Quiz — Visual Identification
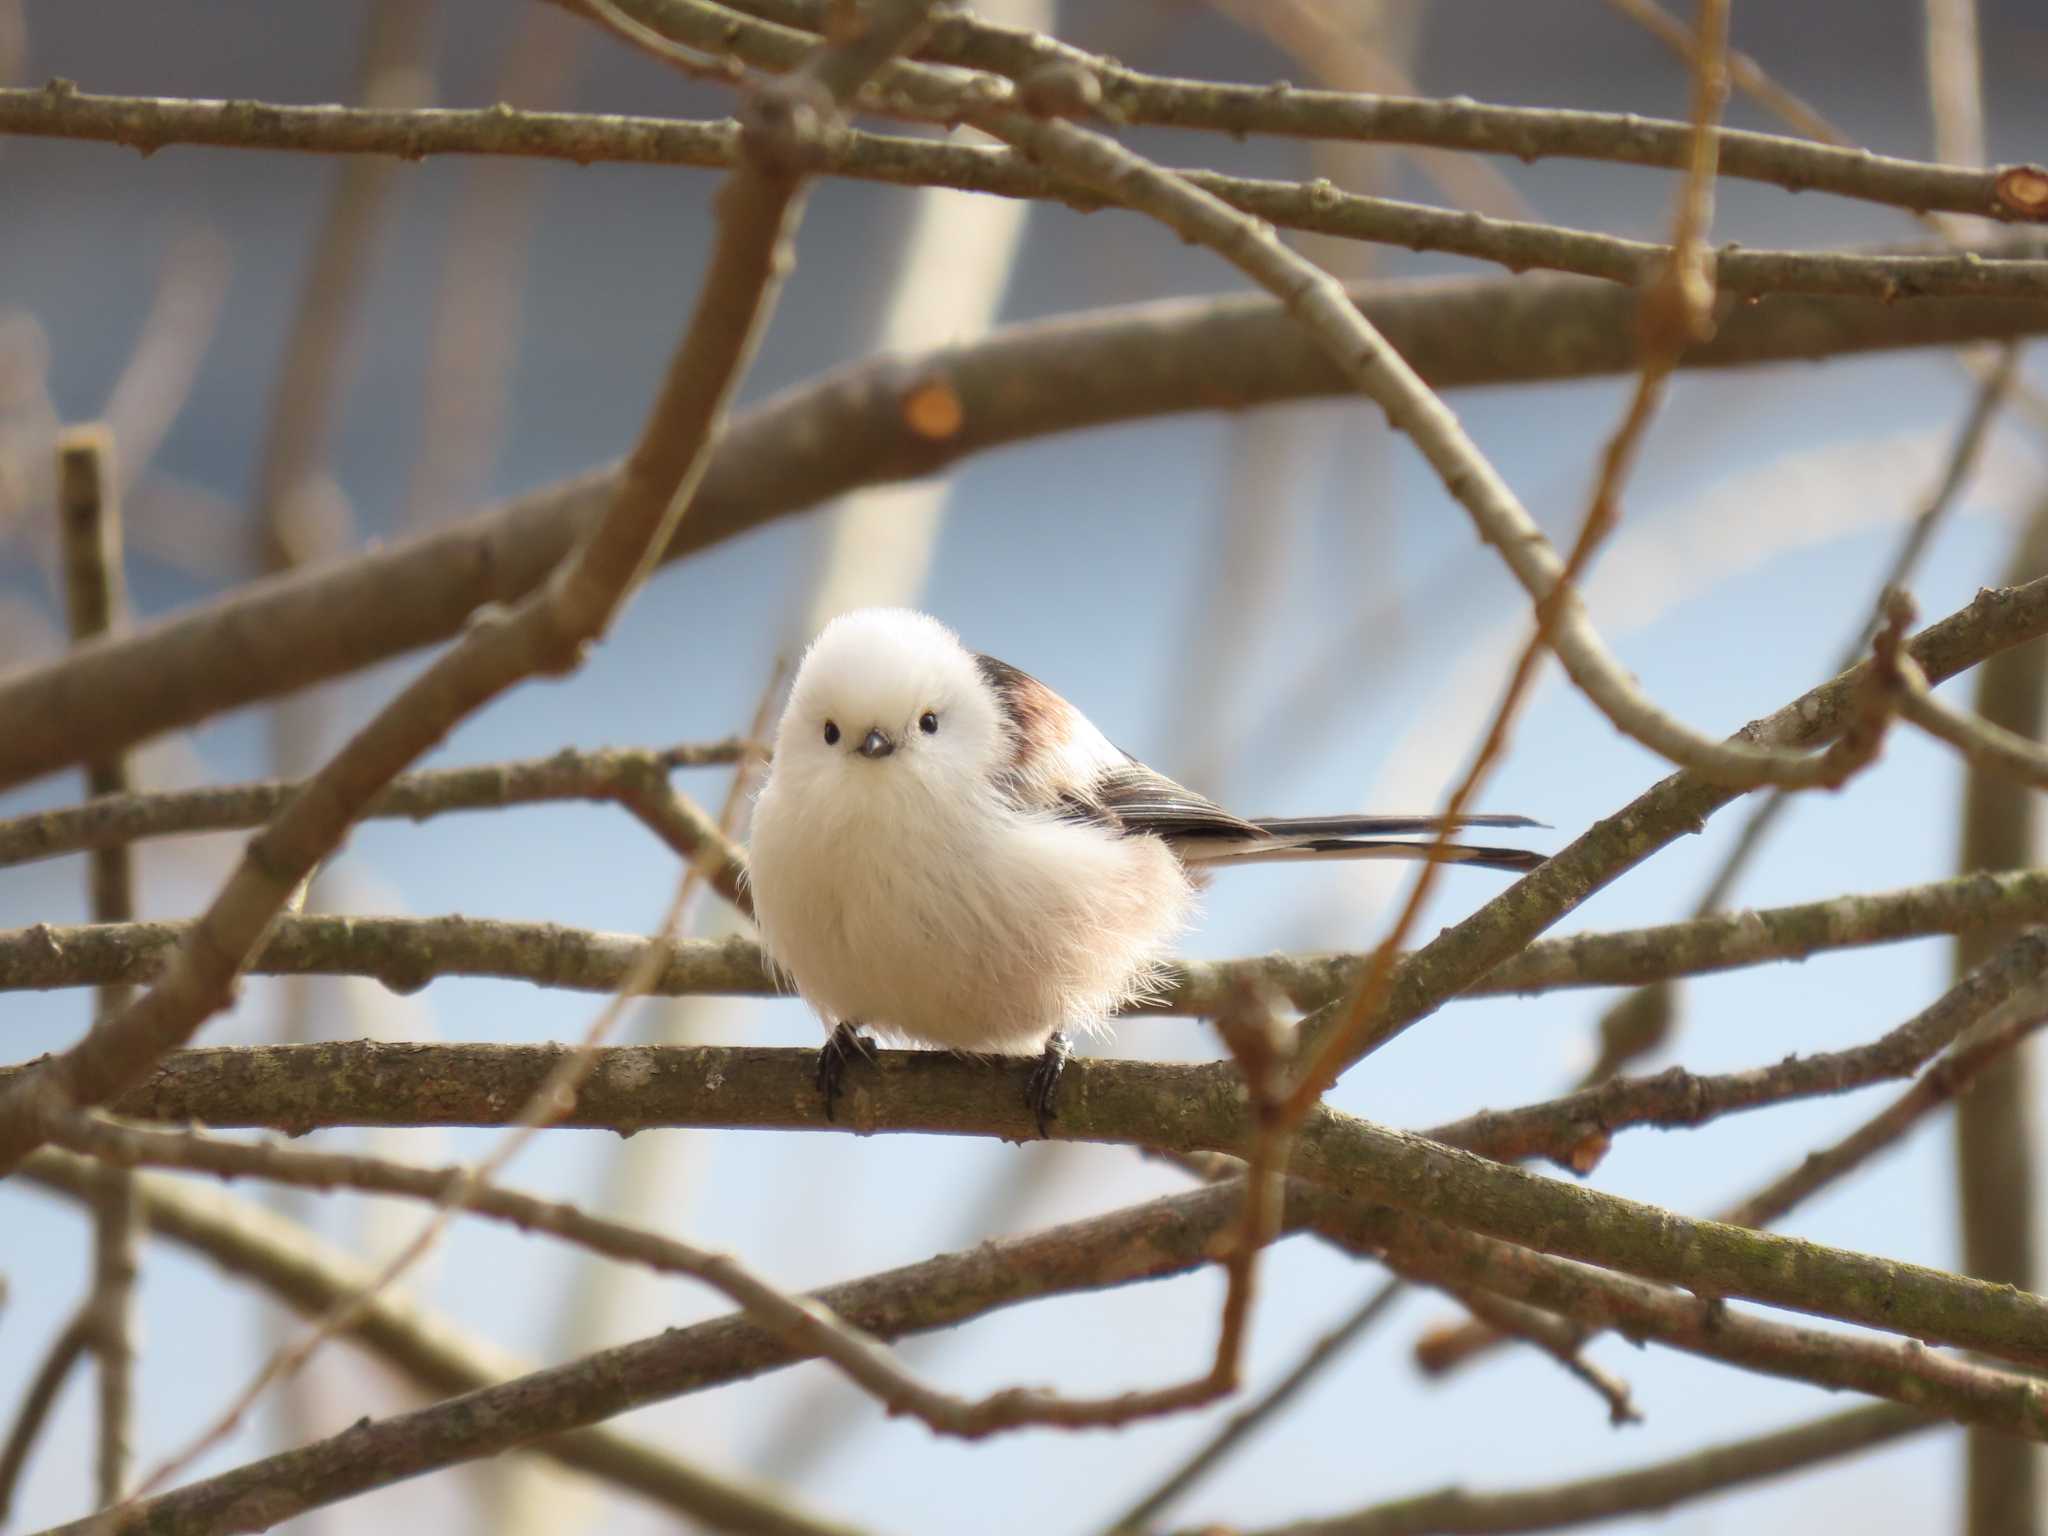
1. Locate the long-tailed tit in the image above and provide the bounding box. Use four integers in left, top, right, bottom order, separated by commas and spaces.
747, 608, 1543, 1132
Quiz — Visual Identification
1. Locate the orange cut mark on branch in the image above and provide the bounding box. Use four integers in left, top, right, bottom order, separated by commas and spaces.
1995, 164, 2048, 219
901, 375, 964, 439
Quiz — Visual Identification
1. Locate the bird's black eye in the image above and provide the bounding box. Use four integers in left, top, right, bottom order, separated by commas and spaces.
823, 721, 840, 746
919, 711, 939, 735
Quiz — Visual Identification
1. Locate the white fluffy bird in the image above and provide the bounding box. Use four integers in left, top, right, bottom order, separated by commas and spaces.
747, 608, 1542, 1131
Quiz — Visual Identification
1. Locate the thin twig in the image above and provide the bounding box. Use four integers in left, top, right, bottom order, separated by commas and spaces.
1424, 926, 2048, 1169
616, 0, 2048, 224
1723, 1004, 2048, 1231
0, 740, 750, 868
1598, 0, 1837, 141
19, 1150, 867, 1536
1573, 340, 2024, 1085
1892, 624, 2048, 791
1373, 1210, 2048, 1438
59, 1107, 1266, 1438
1598, 0, 2048, 424
1416, 998, 2048, 1382
1227, 1402, 1931, 1536
0, 1308, 96, 1524
1102, 1276, 1405, 1536
9, 87, 2048, 301
405, 9, 581, 531
1282, 0, 1735, 1119
56, 426, 139, 1509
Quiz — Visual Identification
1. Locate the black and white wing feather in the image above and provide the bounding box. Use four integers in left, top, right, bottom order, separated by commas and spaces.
974, 651, 1544, 874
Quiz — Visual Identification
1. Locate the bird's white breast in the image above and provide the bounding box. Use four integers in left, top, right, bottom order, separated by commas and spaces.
749, 771, 1193, 1054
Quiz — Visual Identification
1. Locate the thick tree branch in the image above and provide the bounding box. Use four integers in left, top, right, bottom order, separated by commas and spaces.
49, 1039, 2048, 1367
3, 273, 2044, 794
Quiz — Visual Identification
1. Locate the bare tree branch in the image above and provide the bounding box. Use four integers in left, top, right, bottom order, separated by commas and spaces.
0, 1307, 95, 1525
52, 1038, 2048, 1367
17, 1150, 863, 1536
631, 0, 2048, 225
938, 41, 1915, 808
1723, 1002, 2048, 1231
0, 739, 748, 868
3, 271, 2044, 795
10, 89, 2048, 302
1414, 997, 2048, 1387
1425, 927, 2048, 1169
1374, 1212, 2048, 1440
55, 425, 139, 1510
1103, 1276, 1406, 1536
1576, 339, 2023, 1085
33, 1177, 1322, 1535
17, 864, 2048, 1007
1290, 569, 2048, 1079
1226, 1402, 1931, 1535
1280, 0, 1731, 1129
1949, 493, 2048, 1536
0, 0, 869, 1177
34, 1156, 2048, 1536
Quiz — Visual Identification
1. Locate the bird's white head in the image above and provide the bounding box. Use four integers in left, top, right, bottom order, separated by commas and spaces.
769, 608, 1012, 806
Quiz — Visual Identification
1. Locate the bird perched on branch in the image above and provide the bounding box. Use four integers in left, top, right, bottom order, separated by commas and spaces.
747, 608, 1543, 1134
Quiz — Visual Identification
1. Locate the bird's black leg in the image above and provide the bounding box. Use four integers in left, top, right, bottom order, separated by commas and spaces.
816, 1022, 876, 1122
1024, 1032, 1071, 1139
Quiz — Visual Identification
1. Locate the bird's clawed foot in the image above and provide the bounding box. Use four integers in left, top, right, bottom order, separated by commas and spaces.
817, 1022, 877, 1121
1024, 1032, 1071, 1139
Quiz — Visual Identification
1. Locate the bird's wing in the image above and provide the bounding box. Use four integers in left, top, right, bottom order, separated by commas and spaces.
972, 650, 1544, 870
1075, 759, 1267, 842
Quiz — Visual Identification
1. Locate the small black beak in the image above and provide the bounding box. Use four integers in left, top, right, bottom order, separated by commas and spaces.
857, 727, 895, 760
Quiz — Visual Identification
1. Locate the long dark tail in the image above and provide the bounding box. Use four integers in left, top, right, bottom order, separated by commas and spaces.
1180, 813, 1546, 874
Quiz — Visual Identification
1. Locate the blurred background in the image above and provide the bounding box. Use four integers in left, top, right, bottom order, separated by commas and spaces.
5, 1, 2048, 1531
